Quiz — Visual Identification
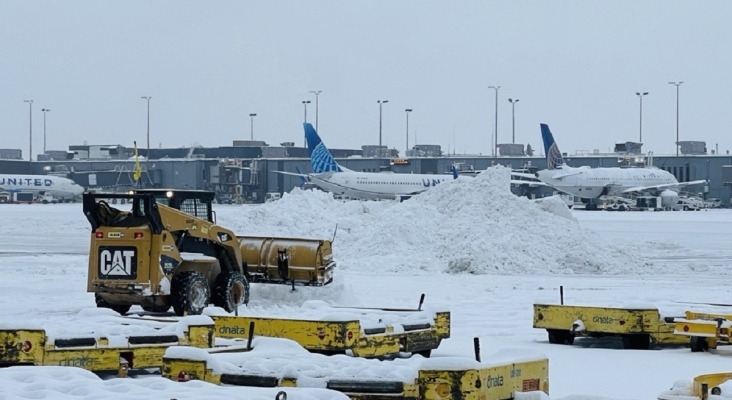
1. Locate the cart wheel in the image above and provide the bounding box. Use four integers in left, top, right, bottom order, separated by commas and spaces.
690, 336, 709, 352
547, 329, 574, 345
415, 349, 432, 358
622, 334, 650, 350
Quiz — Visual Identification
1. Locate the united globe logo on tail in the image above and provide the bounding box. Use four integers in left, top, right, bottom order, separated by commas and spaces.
304, 123, 342, 173
547, 142, 564, 170
540, 123, 565, 170
311, 143, 342, 173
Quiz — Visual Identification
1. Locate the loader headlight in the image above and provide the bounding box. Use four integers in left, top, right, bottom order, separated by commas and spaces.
166, 191, 173, 198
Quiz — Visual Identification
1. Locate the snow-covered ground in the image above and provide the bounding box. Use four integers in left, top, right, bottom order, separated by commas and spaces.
1, 168, 732, 399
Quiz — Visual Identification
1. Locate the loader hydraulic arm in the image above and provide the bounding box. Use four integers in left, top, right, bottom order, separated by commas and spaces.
155, 204, 243, 272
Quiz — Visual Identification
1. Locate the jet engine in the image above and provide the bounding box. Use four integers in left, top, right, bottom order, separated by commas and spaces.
660, 190, 679, 209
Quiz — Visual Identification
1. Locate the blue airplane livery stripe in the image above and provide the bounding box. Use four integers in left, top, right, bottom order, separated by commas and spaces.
311, 143, 342, 173
304, 123, 342, 173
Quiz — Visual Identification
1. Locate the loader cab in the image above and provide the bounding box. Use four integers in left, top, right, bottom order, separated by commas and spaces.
130, 189, 216, 223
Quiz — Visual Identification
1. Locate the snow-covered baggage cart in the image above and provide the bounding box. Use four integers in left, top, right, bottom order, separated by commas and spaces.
0, 313, 214, 375
162, 337, 549, 400
210, 300, 449, 358
658, 372, 732, 399
674, 311, 732, 353
127, 296, 450, 358
533, 288, 687, 349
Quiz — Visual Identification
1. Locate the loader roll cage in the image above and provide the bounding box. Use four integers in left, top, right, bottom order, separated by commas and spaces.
83, 190, 216, 232
83, 192, 165, 233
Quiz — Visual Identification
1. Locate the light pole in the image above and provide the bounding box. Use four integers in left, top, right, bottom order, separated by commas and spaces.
141, 96, 151, 159
41, 108, 51, 153
404, 109, 413, 153
508, 98, 519, 144
635, 92, 649, 143
24, 100, 33, 162
302, 100, 311, 147
378, 100, 389, 147
309, 90, 322, 131
488, 86, 500, 156
249, 113, 257, 141
668, 82, 683, 156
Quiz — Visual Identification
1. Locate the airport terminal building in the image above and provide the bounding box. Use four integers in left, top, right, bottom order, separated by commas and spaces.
1, 140, 731, 206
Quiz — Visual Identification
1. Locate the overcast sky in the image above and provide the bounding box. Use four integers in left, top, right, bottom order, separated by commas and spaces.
2, 1, 731, 160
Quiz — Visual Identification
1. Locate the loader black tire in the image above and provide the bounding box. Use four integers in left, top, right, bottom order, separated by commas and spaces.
212, 271, 250, 313
171, 271, 211, 316
690, 336, 709, 352
95, 294, 131, 315
622, 334, 651, 350
547, 329, 574, 345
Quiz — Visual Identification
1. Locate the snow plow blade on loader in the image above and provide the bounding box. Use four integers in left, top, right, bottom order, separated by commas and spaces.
84, 190, 335, 317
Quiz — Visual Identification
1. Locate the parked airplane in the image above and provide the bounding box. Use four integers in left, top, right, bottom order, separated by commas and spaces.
0, 174, 85, 202
277, 123, 458, 200
519, 124, 707, 210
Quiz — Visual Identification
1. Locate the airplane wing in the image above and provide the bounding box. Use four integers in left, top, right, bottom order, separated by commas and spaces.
621, 179, 707, 194
511, 172, 537, 179
510, 179, 550, 187
274, 170, 309, 178
550, 170, 584, 180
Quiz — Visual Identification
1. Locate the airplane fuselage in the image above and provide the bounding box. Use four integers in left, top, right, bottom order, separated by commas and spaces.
536, 167, 677, 199
308, 171, 453, 200
0, 174, 85, 201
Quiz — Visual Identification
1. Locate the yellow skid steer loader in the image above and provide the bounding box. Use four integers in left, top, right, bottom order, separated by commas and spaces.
83, 190, 335, 316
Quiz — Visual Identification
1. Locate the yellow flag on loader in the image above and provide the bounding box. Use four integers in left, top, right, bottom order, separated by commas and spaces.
133, 141, 142, 182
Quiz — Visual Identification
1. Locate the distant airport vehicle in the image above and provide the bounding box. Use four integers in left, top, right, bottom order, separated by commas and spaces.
264, 192, 282, 203
677, 196, 705, 211
0, 174, 84, 203
277, 123, 459, 201
515, 124, 707, 210
704, 198, 722, 208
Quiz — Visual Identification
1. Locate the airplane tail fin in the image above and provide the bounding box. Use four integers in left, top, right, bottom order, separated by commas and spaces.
304, 123, 342, 173
540, 124, 565, 170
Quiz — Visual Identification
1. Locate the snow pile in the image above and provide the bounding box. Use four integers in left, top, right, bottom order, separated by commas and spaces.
218, 166, 659, 276
532, 195, 576, 221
